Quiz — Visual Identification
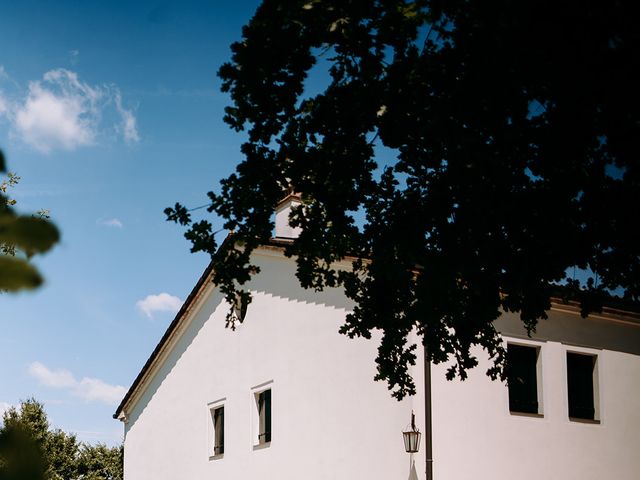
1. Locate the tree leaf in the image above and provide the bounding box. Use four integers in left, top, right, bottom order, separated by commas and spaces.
0, 256, 43, 291
0, 216, 60, 255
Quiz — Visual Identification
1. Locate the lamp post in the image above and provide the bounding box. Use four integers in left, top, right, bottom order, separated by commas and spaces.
403, 411, 421, 453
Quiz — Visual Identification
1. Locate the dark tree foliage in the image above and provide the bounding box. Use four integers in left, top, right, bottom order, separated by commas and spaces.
0, 399, 47, 480
0, 399, 123, 480
1, 149, 59, 292
0, 426, 45, 480
167, 0, 639, 399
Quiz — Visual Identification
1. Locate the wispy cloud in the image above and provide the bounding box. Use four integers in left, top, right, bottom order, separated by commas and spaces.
98, 218, 123, 228
69, 49, 80, 66
136, 292, 183, 319
1, 67, 139, 153
115, 92, 139, 144
0, 66, 7, 117
28, 361, 126, 406
0, 91, 7, 117
74, 377, 126, 404
29, 361, 76, 388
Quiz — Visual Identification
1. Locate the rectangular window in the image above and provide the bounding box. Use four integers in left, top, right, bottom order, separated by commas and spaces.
507, 344, 541, 415
567, 352, 598, 421
212, 406, 224, 455
256, 389, 271, 445
207, 400, 225, 459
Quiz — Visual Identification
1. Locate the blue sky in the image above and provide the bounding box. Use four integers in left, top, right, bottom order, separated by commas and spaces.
1, 0, 263, 445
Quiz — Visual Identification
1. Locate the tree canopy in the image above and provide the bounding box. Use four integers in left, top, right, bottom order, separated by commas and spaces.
0, 399, 123, 480
167, 0, 639, 399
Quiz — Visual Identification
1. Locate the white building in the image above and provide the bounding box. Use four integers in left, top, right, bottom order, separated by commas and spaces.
115, 198, 640, 479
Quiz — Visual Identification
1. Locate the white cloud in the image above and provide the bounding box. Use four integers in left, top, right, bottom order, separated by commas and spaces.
75, 377, 127, 405
1, 67, 139, 153
28, 361, 76, 388
99, 218, 123, 228
14, 69, 102, 153
136, 292, 183, 319
0, 65, 7, 80
115, 92, 139, 144
28, 361, 127, 406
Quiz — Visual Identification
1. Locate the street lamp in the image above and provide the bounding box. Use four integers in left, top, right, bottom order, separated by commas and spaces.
403, 411, 421, 453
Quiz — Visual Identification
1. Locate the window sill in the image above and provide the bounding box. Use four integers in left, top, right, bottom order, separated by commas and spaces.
569, 417, 600, 424
509, 411, 544, 418
253, 442, 271, 451
209, 453, 224, 461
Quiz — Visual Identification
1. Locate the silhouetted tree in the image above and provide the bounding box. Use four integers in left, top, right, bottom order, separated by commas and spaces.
168, 0, 639, 399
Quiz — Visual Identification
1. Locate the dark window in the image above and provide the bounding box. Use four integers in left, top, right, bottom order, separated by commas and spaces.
233, 292, 247, 322
257, 389, 271, 444
507, 344, 539, 414
213, 406, 224, 455
567, 353, 596, 420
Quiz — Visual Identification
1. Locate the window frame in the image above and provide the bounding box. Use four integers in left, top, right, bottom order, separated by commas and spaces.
566, 350, 600, 423
506, 342, 544, 417
257, 389, 271, 444
207, 398, 226, 460
251, 381, 273, 450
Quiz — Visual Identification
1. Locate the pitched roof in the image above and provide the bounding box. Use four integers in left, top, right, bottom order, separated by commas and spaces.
113, 236, 296, 420
113, 258, 214, 420
114, 235, 640, 419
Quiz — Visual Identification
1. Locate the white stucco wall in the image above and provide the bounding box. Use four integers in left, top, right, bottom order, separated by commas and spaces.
122, 249, 426, 479
431, 324, 640, 479
121, 246, 640, 479
275, 199, 302, 239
